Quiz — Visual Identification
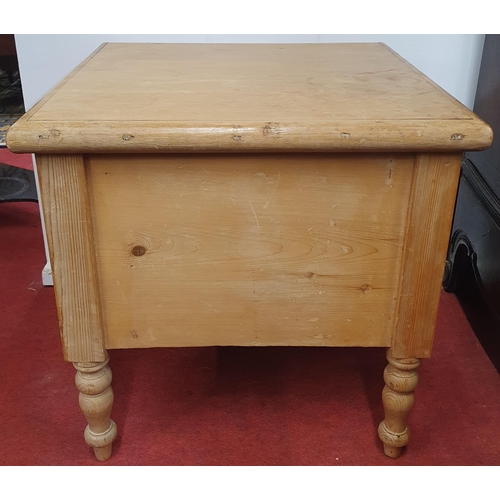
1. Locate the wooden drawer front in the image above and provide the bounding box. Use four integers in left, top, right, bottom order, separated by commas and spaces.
87, 153, 414, 348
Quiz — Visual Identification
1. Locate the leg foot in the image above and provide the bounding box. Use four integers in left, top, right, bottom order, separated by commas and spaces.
378, 348, 420, 458
93, 443, 113, 462
74, 353, 117, 461
383, 443, 402, 459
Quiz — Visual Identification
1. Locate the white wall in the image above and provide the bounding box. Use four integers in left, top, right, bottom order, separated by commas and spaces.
16, 34, 485, 110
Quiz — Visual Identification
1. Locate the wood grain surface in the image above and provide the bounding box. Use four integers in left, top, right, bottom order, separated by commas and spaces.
7, 43, 492, 154
36, 155, 106, 362
392, 153, 463, 358
85, 153, 415, 349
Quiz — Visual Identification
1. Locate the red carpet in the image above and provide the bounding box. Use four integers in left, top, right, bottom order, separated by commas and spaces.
0, 148, 33, 170
1, 149, 500, 466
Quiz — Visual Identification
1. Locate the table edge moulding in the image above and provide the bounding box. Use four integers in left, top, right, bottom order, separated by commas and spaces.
6, 42, 493, 462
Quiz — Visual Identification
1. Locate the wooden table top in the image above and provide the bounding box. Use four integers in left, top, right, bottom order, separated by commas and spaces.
7, 43, 492, 154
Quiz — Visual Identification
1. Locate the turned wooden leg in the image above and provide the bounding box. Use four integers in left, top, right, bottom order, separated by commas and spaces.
74, 353, 117, 461
378, 348, 420, 458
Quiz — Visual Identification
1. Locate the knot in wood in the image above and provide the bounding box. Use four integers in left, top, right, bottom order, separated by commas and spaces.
131, 245, 146, 257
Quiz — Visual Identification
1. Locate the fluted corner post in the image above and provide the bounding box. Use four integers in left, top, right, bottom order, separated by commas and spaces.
74, 353, 117, 461
378, 348, 420, 458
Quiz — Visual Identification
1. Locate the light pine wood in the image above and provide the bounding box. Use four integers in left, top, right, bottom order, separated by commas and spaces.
6, 43, 492, 154
6, 43, 494, 461
6, 120, 492, 155
392, 153, 463, 358
36, 155, 105, 362
378, 348, 420, 458
74, 353, 117, 461
86, 153, 414, 349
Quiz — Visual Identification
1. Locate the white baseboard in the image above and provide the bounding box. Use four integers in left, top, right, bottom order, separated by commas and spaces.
42, 261, 53, 286
32, 155, 54, 287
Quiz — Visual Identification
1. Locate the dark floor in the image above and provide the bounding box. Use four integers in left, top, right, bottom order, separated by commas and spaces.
0, 67, 24, 147
452, 257, 500, 375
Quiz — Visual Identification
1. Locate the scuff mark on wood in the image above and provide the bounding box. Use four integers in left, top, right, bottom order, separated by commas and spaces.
248, 201, 260, 229
263, 122, 282, 137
